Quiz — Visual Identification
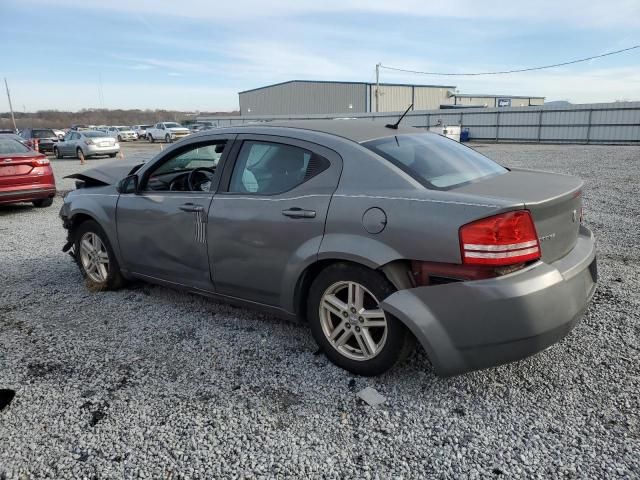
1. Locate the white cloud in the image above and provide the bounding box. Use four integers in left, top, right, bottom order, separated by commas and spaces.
22, 0, 640, 27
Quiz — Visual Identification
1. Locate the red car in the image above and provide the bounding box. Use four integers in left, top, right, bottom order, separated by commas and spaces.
0, 136, 56, 207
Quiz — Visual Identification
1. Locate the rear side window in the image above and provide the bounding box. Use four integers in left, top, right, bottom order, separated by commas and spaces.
229, 141, 328, 195
0, 138, 31, 154
363, 133, 506, 189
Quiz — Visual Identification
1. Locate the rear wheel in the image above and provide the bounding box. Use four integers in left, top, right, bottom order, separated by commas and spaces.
308, 263, 414, 376
108, 153, 117, 158
117, 134, 122, 142
33, 198, 53, 208
53, 147, 62, 159
76, 148, 85, 163
74, 220, 124, 291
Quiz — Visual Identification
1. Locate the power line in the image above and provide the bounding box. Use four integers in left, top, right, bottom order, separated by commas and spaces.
380, 44, 640, 76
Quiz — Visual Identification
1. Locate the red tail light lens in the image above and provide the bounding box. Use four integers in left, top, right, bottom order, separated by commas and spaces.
85, 139, 94, 145
459, 210, 541, 266
30, 157, 50, 166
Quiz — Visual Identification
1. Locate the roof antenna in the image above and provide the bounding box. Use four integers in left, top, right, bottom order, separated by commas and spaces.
385, 104, 413, 130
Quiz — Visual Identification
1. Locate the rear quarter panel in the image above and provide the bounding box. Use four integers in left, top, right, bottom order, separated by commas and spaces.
322, 142, 521, 266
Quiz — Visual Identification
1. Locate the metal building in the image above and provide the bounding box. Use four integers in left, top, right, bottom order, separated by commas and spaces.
238, 80, 455, 116
448, 93, 545, 108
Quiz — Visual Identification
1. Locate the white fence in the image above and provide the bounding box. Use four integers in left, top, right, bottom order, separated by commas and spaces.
199, 101, 640, 144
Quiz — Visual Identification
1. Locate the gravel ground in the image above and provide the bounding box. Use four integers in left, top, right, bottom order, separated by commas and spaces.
0, 143, 639, 479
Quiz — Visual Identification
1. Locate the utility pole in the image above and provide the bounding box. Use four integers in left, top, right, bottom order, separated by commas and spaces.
375, 63, 381, 113
4, 78, 17, 133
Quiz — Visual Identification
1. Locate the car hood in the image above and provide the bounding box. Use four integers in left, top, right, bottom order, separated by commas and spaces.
65, 159, 144, 186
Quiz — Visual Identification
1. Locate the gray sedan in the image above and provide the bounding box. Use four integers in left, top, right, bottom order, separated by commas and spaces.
54, 130, 120, 162
59, 120, 597, 376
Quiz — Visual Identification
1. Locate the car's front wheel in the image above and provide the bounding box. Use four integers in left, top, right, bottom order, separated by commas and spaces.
74, 220, 124, 291
53, 147, 62, 159
165, 134, 172, 143
148, 134, 154, 143
308, 263, 414, 376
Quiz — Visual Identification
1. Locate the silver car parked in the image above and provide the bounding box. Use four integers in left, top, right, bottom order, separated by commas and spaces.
54, 130, 120, 160
59, 120, 597, 376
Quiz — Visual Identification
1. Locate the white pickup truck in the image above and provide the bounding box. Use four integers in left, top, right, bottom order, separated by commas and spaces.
146, 122, 191, 143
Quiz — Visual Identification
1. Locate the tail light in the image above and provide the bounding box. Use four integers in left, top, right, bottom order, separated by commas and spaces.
85, 139, 95, 145
30, 157, 50, 166
459, 210, 541, 266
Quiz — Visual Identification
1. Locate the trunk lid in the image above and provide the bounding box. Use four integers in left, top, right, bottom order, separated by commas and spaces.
0, 152, 45, 186
455, 168, 583, 263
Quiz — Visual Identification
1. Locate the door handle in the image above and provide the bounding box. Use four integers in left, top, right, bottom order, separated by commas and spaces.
282, 207, 316, 219
179, 203, 204, 213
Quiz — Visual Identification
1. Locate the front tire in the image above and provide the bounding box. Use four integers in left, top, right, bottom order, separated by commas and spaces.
109, 153, 117, 158
307, 263, 414, 376
74, 220, 124, 291
117, 135, 122, 142
165, 134, 172, 143
148, 134, 154, 143
53, 147, 62, 159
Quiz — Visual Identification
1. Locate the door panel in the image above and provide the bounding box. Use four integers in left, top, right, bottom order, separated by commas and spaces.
116, 135, 233, 291
209, 135, 342, 310
117, 193, 214, 290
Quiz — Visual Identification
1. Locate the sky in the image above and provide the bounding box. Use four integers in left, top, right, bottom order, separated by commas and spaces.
1, 0, 639, 112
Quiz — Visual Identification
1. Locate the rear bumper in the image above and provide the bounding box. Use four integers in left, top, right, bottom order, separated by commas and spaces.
382, 225, 597, 376
0, 185, 56, 204
85, 145, 120, 156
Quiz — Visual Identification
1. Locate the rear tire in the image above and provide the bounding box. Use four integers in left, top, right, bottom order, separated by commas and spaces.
307, 263, 415, 376
109, 153, 117, 158
33, 198, 53, 208
74, 220, 125, 291
54, 147, 62, 159
117, 135, 122, 142
76, 148, 85, 163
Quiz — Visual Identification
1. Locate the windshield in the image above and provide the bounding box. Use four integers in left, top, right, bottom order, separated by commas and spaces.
363, 133, 507, 189
32, 129, 56, 139
164, 122, 181, 128
117, 127, 130, 131
0, 138, 31, 154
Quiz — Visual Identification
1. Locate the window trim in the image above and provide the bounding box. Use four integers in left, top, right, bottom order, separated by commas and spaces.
218, 134, 332, 197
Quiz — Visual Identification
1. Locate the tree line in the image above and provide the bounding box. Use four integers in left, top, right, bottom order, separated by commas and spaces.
0, 108, 239, 130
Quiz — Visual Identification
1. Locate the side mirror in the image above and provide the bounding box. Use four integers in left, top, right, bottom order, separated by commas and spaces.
117, 174, 139, 194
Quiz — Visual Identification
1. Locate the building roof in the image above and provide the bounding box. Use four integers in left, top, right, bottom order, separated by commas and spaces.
452, 93, 545, 99
239, 80, 456, 95
235, 119, 421, 143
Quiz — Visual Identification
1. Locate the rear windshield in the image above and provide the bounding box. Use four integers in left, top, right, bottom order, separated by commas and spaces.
32, 129, 56, 138
0, 138, 31, 154
84, 131, 107, 138
363, 133, 506, 189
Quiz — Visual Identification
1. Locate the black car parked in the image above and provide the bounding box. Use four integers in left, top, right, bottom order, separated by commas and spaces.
19, 128, 59, 154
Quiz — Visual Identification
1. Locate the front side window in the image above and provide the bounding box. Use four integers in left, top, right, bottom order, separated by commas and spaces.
229, 141, 322, 195
363, 133, 507, 189
145, 141, 226, 192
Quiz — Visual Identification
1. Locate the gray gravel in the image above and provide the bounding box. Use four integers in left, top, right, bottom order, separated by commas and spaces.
1, 143, 639, 478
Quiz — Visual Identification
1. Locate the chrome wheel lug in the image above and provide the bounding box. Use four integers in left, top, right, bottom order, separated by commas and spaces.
342, 311, 349, 318
355, 326, 361, 332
